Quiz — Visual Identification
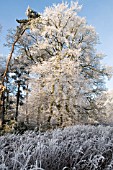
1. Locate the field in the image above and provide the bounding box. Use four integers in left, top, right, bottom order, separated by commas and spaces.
0, 125, 113, 170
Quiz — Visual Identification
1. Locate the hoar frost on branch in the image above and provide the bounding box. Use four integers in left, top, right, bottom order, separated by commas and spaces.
18, 2, 112, 129
96, 90, 113, 123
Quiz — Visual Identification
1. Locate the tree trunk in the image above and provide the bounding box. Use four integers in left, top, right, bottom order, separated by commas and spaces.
0, 84, 5, 128
25, 83, 29, 124
15, 82, 20, 121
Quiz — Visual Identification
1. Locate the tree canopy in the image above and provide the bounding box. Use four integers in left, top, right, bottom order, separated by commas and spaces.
16, 2, 112, 129
0, 2, 112, 131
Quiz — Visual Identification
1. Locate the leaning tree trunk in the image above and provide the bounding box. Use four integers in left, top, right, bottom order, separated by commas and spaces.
0, 17, 41, 127
0, 24, 27, 127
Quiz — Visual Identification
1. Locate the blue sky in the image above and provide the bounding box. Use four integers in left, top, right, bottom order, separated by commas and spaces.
0, 0, 113, 89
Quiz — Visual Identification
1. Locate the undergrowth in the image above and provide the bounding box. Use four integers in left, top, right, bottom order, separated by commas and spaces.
0, 125, 113, 169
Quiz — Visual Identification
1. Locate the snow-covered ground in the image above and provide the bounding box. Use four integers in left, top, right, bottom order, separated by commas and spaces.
0, 125, 113, 170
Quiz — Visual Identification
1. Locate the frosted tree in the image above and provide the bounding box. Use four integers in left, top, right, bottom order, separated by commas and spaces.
96, 90, 113, 124
18, 2, 112, 128
0, 55, 6, 80
0, 25, 6, 127
0, 55, 6, 127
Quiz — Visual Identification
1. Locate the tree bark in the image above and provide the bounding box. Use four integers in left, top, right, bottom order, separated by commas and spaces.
15, 82, 20, 121
25, 83, 29, 124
